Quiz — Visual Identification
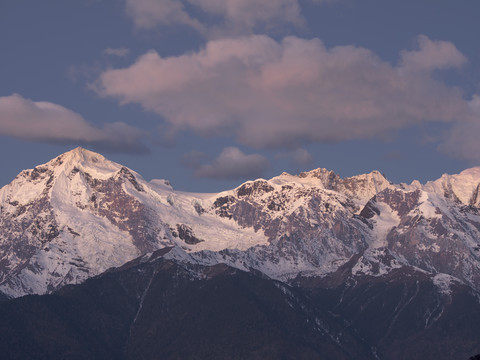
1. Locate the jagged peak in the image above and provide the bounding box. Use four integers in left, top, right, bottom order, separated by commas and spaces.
292, 167, 389, 183
272, 167, 390, 186
243, 167, 394, 207
298, 167, 336, 178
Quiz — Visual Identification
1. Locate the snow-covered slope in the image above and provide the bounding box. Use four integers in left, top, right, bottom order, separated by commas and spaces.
419, 167, 480, 207
1, 148, 480, 297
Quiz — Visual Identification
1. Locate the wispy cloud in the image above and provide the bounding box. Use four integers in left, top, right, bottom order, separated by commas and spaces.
181, 150, 211, 169
104, 47, 130, 57
95, 35, 470, 154
124, 0, 303, 35
185, 147, 270, 180
276, 148, 314, 166
290, 148, 313, 166
125, 0, 205, 31
0, 94, 148, 154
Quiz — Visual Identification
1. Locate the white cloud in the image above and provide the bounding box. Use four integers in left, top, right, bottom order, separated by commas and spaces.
104, 47, 130, 57
194, 147, 270, 180
95, 35, 470, 152
0, 94, 147, 153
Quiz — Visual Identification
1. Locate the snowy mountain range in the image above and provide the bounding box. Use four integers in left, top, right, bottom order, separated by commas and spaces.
1, 147, 480, 299
1, 147, 480, 359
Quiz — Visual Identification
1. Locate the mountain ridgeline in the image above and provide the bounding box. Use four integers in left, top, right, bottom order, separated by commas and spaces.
1, 147, 480, 359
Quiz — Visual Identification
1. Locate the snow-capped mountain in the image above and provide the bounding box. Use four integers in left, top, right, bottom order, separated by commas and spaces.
0, 148, 267, 296
1, 147, 480, 299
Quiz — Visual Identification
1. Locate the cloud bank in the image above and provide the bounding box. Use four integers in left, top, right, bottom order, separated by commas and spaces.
0, 94, 148, 153
96, 35, 472, 153
184, 147, 270, 180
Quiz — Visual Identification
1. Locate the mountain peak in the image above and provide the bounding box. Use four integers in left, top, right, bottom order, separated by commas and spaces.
55, 147, 107, 167
60, 147, 103, 162
49, 147, 122, 180
422, 166, 480, 206
458, 166, 480, 179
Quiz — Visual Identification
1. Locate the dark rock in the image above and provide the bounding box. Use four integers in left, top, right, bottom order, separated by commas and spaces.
193, 201, 204, 215
359, 197, 380, 219
236, 180, 274, 198
213, 195, 235, 219
118, 167, 145, 192
213, 195, 235, 208
470, 183, 480, 207
175, 224, 203, 245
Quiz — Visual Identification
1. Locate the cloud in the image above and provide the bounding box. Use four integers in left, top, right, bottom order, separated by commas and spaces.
439, 95, 480, 163
125, 0, 205, 31
190, 0, 303, 33
124, 0, 302, 34
104, 47, 130, 57
277, 148, 314, 166
95, 35, 470, 152
291, 148, 313, 165
400, 35, 467, 72
192, 147, 270, 180
181, 150, 210, 168
0, 94, 148, 154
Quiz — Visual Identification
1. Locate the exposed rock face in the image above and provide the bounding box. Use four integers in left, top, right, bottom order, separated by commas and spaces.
173, 224, 203, 245
82, 170, 158, 253
0, 166, 59, 290
297, 168, 394, 203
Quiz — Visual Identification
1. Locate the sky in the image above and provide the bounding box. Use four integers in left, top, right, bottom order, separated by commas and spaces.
1, 0, 480, 192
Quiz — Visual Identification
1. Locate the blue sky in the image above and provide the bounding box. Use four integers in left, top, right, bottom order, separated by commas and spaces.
1, 0, 480, 192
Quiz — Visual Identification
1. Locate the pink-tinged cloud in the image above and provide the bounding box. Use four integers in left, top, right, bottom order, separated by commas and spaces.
400, 35, 467, 72
95, 34, 470, 151
125, 0, 303, 34
0, 94, 148, 153
440, 95, 480, 163
193, 147, 270, 180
